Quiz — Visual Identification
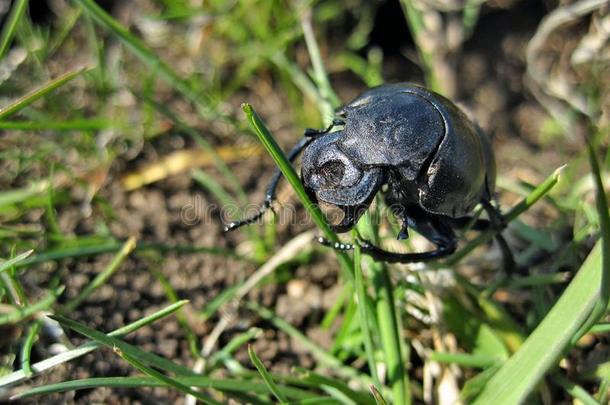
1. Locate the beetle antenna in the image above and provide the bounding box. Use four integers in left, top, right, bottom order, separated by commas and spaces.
223, 200, 271, 232
224, 137, 313, 233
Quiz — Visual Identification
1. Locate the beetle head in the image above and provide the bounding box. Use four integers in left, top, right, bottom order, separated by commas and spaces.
301, 132, 384, 232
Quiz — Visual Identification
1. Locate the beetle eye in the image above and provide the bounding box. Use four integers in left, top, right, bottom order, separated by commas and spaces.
317, 156, 363, 188
319, 160, 345, 186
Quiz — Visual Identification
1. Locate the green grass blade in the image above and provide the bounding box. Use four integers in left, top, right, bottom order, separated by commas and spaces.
553, 374, 601, 405
473, 288, 525, 353
370, 385, 388, 405
75, 0, 224, 120
1, 260, 26, 306
597, 378, 609, 404
241, 103, 329, 238
357, 210, 409, 404
107, 300, 189, 336
371, 261, 408, 403
199, 284, 242, 321
300, 10, 340, 121
241, 103, 353, 280
12, 375, 319, 400
17, 241, 250, 268
0, 300, 188, 386
504, 165, 565, 222
134, 90, 246, 201
0, 0, 28, 59
571, 140, 610, 341
0, 119, 117, 130
20, 320, 42, 377
0, 181, 49, 209
0, 286, 64, 325
329, 296, 357, 354
462, 0, 482, 39
353, 234, 381, 388
321, 285, 348, 329
472, 241, 604, 404
429, 351, 499, 368
44, 171, 61, 236
207, 327, 261, 371
44, 5, 83, 58
299, 370, 377, 405
248, 345, 288, 403
192, 169, 235, 207
49, 313, 195, 376
0, 250, 33, 273
60, 236, 136, 313
270, 53, 321, 109
0, 67, 87, 120
589, 323, 610, 334
148, 266, 200, 357
460, 366, 500, 402
399, 0, 443, 94
247, 301, 371, 385
11, 376, 161, 399
286, 398, 340, 405
500, 272, 570, 288
114, 348, 221, 405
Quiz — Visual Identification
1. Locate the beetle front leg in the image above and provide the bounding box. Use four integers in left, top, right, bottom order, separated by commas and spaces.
317, 236, 457, 264
224, 136, 314, 232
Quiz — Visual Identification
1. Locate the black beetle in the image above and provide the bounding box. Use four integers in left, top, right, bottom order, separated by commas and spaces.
226, 83, 512, 267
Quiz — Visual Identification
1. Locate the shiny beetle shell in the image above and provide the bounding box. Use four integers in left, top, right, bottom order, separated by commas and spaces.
226, 83, 511, 267
301, 83, 495, 223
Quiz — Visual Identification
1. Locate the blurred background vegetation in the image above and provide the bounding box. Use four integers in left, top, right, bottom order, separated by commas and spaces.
0, 0, 608, 403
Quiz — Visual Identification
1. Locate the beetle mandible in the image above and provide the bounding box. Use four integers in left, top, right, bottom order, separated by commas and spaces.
226, 83, 513, 268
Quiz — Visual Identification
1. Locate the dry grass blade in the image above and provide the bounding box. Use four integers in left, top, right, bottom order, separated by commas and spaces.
194, 231, 314, 379
121, 146, 262, 191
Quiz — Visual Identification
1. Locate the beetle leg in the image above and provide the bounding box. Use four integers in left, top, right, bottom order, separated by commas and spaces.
360, 237, 457, 263
317, 235, 456, 263
480, 199, 515, 273
317, 215, 458, 264
224, 137, 313, 232
480, 199, 508, 229
303, 118, 345, 137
